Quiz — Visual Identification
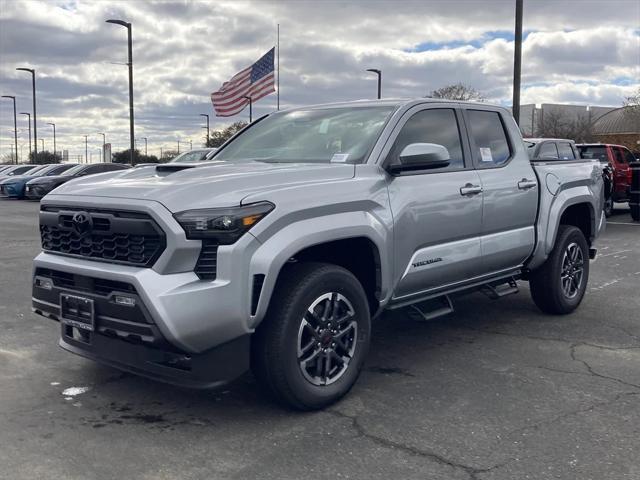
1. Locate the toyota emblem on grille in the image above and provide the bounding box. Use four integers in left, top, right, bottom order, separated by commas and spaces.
72, 212, 93, 237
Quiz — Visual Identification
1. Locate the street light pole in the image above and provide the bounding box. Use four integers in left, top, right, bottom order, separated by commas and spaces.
98, 133, 105, 162
16, 67, 37, 156
189, 140, 192, 150
40, 139, 44, 152
84, 135, 88, 163
177, 140, 180, 154
512, 0, 523, 125
199, 113, 210, 147
142, 137, 147, 155
366, 69, 382, 99
47, 122, 56, 158
243, 96, 252, 122
1, 95, 18, 164
20, 112, 31, 160
106, 19, 135, 165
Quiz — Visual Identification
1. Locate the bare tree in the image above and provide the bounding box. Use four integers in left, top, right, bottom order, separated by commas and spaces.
535, 109, 594, 142
622, 87, 640, 129
207, 121, 248, 148
429, 83, 485, 102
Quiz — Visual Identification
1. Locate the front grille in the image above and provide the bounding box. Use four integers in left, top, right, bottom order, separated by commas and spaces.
195, 240, 218, 280
39, 206, 166, 267
36, 267, 137, 297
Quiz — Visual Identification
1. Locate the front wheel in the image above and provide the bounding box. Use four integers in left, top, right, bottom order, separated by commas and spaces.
251, 263, 371, 410
529, 225, 590, 314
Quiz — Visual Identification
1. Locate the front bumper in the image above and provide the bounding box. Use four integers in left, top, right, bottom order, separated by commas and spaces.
0, 183, 23, 198
32, 266, 250, 388
24, 183, 50, 199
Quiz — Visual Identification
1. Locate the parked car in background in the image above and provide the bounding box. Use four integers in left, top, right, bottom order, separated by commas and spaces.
0, 165, 16, 174
24, 163, 130, 200
524, 138, 580, 160
0, 164, 38, 181
169, 148, 217, 163
525, 139, 614, 216
577, 144, 634, 209
32, 99, 604, 409
0, 163, 78, 199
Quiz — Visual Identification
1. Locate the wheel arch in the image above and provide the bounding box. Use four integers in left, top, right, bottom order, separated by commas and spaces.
247, 213, 390, 329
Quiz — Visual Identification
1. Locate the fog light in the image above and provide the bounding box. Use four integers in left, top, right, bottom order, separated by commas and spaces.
114, 295, 136, 307
35, 277, 53, 290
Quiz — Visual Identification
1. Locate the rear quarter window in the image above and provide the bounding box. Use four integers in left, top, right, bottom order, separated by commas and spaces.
557, 143, 576, 160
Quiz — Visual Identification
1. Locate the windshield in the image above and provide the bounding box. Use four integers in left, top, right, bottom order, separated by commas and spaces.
171, 150, 212, 163
577, 146, 607, 162
62, 165, 87, 176
31, 165, 59, 177
22, 165, 48, 175
214, 106, 395, 164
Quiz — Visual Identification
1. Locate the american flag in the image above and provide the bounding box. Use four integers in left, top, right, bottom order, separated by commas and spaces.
211, 48, 275, 117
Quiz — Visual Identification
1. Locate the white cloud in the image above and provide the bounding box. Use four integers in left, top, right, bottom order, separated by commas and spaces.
0, 0, 638, 159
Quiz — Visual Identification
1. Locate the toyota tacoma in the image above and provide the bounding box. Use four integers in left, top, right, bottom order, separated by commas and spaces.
32, 99, 605, 409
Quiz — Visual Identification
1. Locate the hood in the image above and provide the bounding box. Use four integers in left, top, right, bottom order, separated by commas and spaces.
47, 161, 356, 211
27, 175, 70, 185
1, 174, 33, 184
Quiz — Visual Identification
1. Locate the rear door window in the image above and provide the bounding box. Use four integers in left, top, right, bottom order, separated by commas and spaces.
466, 110, 511, 167
538, 142, 559, 159
577, 146, 608, 163
613, 147, 626, 165
621, 148, 636, 164
557, 143, 576, 160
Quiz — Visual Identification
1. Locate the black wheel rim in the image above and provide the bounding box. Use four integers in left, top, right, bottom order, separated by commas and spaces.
297, 292, 357, 386
561, 242, 584, 299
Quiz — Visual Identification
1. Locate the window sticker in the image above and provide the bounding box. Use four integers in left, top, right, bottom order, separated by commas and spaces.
480, 147, 493, 162
319, 119, 330, 134
331, 153, 350, 163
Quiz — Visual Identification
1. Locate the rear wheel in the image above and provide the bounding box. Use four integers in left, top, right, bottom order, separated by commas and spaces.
529, 225, 589, 314
251, 263, 370, 410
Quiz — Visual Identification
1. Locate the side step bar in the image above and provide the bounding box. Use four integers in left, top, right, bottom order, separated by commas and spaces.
407, 295, 454, 322
480, 277, 519, 300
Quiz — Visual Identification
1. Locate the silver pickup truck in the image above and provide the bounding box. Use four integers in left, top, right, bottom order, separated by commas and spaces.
32, 99, 605, 409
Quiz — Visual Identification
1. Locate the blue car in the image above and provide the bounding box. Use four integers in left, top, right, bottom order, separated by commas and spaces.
0, 164, 77, 199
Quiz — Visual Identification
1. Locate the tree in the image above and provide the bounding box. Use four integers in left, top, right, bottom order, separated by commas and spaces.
622, 87, 640, 127
111, 149, 160, 164
207, 121, 248, 148
535, 109, 594, 142
160, 150, 179, 162
429, 83, 485, 102
29, 150, 61, 164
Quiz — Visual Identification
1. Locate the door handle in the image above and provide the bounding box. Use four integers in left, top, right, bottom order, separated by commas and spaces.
459, 183, 483, 196
517, 179, 537, 190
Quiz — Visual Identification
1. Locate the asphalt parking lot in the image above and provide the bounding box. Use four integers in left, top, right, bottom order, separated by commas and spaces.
1, 199, 638, 480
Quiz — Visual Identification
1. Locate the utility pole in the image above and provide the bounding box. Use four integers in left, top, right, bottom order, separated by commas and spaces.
98, 133, 106, 162
20, 112, 31, 160
47, 122, 56, 158
512, 0, 523, 125
16, 67, 37, 156
366, 69, 382, 99
200, 113, 209, 146
106, 19, 135, 165
1, 96, 18, 164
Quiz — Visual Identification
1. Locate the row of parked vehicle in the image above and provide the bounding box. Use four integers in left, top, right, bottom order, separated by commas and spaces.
525, 139, 637, 217
0, 147, 219, 201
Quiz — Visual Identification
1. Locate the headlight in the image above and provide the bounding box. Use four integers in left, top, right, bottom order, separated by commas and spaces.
174, 202, 274, 244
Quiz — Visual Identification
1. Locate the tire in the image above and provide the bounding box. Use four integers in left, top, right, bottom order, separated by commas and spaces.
529, 225, 590, 315
603, 197, 613, 218
251, 262, 371, 410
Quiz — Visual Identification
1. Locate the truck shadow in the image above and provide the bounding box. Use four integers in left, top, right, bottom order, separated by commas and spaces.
72, 289, 568, 430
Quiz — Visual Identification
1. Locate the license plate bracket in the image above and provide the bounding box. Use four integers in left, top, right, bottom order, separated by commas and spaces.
60, 293, 95, 331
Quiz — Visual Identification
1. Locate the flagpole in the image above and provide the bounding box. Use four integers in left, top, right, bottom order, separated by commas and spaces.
277, 23, 280, 110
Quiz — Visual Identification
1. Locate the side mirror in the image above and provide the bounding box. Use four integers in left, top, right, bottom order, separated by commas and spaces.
388, 143, 451, 174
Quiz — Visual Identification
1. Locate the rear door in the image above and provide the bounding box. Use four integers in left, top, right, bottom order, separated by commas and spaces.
612, 147, 630, 199
463, 107, 538, 273
384, 105, 484, 299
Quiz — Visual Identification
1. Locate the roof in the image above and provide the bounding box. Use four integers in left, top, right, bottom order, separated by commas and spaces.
524, 138, 575, 144
282, 98, 502, 111
592, 106, 640, 135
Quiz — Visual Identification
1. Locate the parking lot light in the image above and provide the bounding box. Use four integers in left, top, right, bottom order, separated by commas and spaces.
366, 68, 382, 99
20, 112, 32, 159
16, 67, 37, 156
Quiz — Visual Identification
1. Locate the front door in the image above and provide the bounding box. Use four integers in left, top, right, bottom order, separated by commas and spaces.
384, 106, 484, 300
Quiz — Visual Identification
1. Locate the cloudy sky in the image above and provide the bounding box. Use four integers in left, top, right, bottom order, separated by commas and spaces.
0, 0, 639, 161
